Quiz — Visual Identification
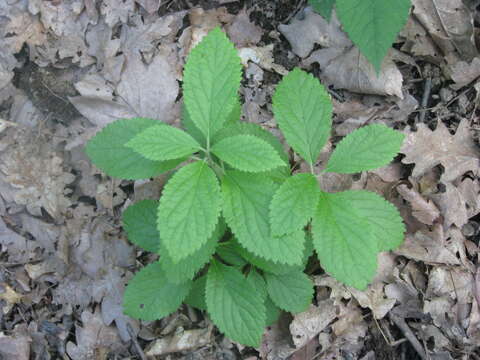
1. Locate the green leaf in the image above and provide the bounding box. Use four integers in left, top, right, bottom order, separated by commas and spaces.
265, 297, 282, 326
245, 270, 283, 326
160, 219, 225, 284
325, 124, 405, 174
212, 122, 290, 183
270, 173, 320, 236
185, 275, 207, 311
216, 241, 248, 267
122, 200, 159, 252
230, 239, 299, 275
183, 27, 242, 141
126, 125, 201, 161
272, 68, 332, 165
158, 161, 221, 262
325, 190, 405, 252
85, 118, 184, 180
123, 262, 191, 321
206, 261, 266, 347
309, 0, 335, 20
312, 191, 377, 290
182, 100, 241, 148
221, 171, 305, 265
265, 271, 313, 313
335, 0, 411, 72
212, 135, 286, 173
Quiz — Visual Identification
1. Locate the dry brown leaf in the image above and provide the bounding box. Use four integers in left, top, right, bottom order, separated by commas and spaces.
0, 283, 22, 314
431, 182, 469, 229
397, 184, 441, 225
66, 309, 124, 360
450, 57, 480, 89
145, 327, 212, 356
401, 120, 480, 182
226, 8, 262, 47
289, 301, 336, 348
135, 0, 161, 14
0, 331, 30, 360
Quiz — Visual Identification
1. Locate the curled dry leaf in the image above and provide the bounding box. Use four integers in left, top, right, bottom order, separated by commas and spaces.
396, 184, 441, 225
145, 327, 212, 356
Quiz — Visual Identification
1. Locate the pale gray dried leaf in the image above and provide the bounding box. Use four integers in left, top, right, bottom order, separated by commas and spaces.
450, 57, 480, 89
101, 0, 135, 27
69, 96, 137, 127
431, 182, 469, 229
145, 327, 212, 356
279, 8, 350, 58
401, 120, 480, 182
400, 17, 441, 61
349, 283, 396, 320
430, 0, 478, 61
458, 177, 480, 218
66, 309, 124, 360
226, 8, 262, 47
289, 301, 336, 348
135, 0, 161, 14
0, 332, 30, 360
116, 51, 179, 122
397, 184, 441, 225
395, 226, 460, 265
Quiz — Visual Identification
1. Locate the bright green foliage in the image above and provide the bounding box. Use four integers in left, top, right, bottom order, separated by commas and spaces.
335, 0, 411, 72
85, 28, 407, 348
325, 124, 405, 173
206, 262, 266, 347
122, 199, 159, 252
160, 219, 225, 284
213, 122, 290, 183
265, 271, 313, 313
272, 68, 332, 165
312, 191, 377, 289
85, 118, 183, 180
126, 125, 201, 161
211, 135, 286, 172
221, 171, 305, 265
185, 275, 207, 311
183, 27, 242, 142
309, 0, 336, 20
123, 262, 191, 321
326, 190, 405, 252
158, 161, 221, 262
270, 173, 320, 236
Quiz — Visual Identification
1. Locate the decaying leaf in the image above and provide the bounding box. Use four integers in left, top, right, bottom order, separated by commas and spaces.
397, 184, 441, 225
401, 120, 480, 182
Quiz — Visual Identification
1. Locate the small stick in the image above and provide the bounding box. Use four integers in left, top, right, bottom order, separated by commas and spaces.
389, 313, 426, 360
127, 323, 147, 360
418, 77, 432, 123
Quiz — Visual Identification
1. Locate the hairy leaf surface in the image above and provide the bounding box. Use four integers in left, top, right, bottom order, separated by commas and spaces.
122, 199, 159, 252
270, 173, 320, 236
158, 161, 221, 262
265, 271, 314, 313
272, 68, 332, 165
160, 219, 225, 284
123, 262, 191, 320
85, 118, 183, 179
183, 27, 242, 142
212, 135, 286, 172
325, 190, 405, 251
126, 124, 201, 161
312, 192, 377, 289
221, 171, 305, 265
335, 0, 411, 72
206, 262, 266, 347
325, 124, 405, 173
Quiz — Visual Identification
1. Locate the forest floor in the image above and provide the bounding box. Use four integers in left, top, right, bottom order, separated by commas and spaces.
0, 0, 480, 359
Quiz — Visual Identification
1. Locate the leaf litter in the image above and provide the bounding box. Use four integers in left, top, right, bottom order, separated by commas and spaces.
0, 0, 480, 359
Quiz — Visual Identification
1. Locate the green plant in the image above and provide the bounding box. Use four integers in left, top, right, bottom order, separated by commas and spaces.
309, 0, 411, 72
85, 27, 405, 347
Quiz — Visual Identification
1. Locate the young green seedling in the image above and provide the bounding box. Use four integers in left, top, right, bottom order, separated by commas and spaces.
85, 27, 405, 347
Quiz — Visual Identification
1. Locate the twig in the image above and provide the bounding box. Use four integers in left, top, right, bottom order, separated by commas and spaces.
418, 77, 432, 123
127, 323, 147, 360
389, 313, 426, 360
